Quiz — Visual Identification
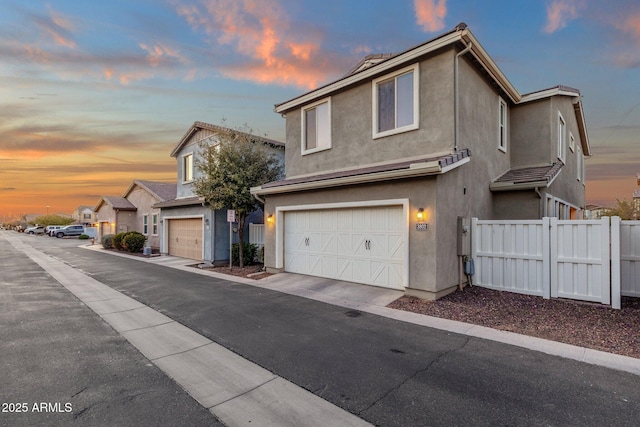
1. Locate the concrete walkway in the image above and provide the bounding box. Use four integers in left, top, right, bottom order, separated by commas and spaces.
83, 243, 640, 378
6, 235, 370, 427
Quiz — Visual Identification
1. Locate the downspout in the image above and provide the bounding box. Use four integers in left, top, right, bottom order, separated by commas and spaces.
534, 187, 543, 217
454, 41, 472, 152
253, 192, 265, 204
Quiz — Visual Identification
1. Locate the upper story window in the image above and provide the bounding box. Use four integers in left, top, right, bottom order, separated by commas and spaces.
498, 97, 507, 152
372, 64, 419, 139
577, 146, 584, 182
182, 153, 193, 182
83, 213, 91, 220
569, 132, 575, 152
302, 97, 331, 155
557, 112, 566, 163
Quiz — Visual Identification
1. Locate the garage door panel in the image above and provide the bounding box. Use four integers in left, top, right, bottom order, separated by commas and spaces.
285, 206, 405, 289
168, 218, 203, 261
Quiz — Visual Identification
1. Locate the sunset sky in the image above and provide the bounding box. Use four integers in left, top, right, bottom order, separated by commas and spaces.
1, 0, 639, 221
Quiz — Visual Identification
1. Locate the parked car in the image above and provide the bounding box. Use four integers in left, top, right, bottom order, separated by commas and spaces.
55, 225, 85, 238
45, 225, 64, 236
25, 226, 45, 235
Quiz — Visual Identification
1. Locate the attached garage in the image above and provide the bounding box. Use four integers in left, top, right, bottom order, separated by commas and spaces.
167, 218, 203, 260
283, 205, 407, 289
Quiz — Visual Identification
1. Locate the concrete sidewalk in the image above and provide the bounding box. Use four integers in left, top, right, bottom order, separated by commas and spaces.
83, 243, 640, 378
6, 235, 370, 427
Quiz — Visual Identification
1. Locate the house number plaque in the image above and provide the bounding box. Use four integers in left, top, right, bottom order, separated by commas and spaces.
416, 223, 429, 231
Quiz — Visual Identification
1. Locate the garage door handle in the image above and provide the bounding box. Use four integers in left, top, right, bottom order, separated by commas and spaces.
365, 240, 371, 250
305, 237, 309, 246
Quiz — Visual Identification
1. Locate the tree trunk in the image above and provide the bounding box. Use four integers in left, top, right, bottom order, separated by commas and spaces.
237, 214, 245, 268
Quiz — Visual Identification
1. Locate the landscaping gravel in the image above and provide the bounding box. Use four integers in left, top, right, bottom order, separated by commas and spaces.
388, 286, 640, 359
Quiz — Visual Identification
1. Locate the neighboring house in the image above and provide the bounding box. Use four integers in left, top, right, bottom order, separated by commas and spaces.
94, 196, 137, 238
251, 23, 591, 300
94, 180, 176, 248
153, 121, 284, 262
122, 180, 177, 249
72, 205, 97, 226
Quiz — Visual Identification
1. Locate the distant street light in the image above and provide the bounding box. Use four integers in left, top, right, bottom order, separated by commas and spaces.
46, 206, 49, 215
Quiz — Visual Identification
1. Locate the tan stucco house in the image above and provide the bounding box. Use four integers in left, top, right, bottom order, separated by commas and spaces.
94, 180, 176, 248
251, 23, 591, 300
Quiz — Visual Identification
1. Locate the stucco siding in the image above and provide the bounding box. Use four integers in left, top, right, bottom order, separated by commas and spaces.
283, 49, 456, 178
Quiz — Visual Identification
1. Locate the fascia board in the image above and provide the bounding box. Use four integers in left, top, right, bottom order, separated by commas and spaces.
490, 180, 549, 192
252, 161, 442, 195
520, 88, 580, 104
462, 32, 521, 103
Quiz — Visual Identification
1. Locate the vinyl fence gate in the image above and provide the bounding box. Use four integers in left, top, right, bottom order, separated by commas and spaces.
470, 217, 640, 309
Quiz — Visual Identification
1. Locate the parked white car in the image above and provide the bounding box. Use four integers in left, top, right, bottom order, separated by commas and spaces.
45, 225, 64, 236
25, 226, 45, 235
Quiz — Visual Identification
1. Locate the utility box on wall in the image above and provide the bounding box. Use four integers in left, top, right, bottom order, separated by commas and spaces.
457, 216, 470, 256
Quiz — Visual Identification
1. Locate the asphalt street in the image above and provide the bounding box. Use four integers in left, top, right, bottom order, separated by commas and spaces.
0, 232, 222, 427
3, 231, 640, 426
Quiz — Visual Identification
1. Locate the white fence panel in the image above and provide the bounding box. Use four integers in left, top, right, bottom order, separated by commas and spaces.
620, 220, 640, 298
249, 223, 265, 246
550, 217, 610, 305
472, 218, 549, 298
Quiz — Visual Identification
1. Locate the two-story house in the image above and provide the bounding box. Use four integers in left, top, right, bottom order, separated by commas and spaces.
71, 206, 98, 226
251, 23, 590, 300
154, 121, 284, 263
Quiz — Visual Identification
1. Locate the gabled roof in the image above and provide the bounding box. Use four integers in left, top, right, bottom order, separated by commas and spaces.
122, 180, 177, 202
252, 149, 471, 196
170, 121, 284, 158
490, 162, 563, 192
273, 23, 590, 156
94, 196, 137, 212
274, 23, 520, 113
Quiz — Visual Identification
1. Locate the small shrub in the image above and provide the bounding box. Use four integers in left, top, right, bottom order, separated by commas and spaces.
79, 234, 90, 240
122, 231, 146, 253
113, 232, 127, 251
102, 234, 115, 249
232, 243, 258, 266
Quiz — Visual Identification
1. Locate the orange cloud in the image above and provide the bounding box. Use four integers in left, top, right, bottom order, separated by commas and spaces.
543, 0, 583, 34
175, 0, 333, 89
414, 0, 447, 33
617, 13, 640, 38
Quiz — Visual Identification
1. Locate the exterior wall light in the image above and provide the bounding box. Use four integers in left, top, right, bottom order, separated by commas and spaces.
417, 208, 424, 221
267, 214, 274, 224
205, 218, 210, 225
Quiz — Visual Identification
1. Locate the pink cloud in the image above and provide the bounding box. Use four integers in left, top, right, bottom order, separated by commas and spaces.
544, 0, 583, 34
617, 13, 640, 38
175, 0, 337, 89
414, 0, 447, 33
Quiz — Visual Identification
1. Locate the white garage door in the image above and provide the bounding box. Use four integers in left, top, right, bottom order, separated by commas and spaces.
168, 218, 203, 260
284, 206, 405, 289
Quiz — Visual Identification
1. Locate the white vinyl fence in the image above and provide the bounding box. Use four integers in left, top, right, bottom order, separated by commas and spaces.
249, 223, 264, 247
471, 217, 637, 309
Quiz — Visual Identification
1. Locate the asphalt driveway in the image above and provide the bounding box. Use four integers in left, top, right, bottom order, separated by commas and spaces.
6, 231, 640, 426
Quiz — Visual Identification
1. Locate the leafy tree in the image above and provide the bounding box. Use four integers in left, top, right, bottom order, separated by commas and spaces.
31, 214, 75, 227
193, 127, 283, 267
607, 198, 640, 220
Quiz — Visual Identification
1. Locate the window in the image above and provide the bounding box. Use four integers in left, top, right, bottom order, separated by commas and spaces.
372, 64, 419, 138
498, 97, 507, 152
183, 153, 193, 182
83, 213, 91, 220
557, 113, 566, 163
569, 132, 575, 152
152, 214, 158, 235
142, 215, 148, 235
577, 146, 584, 182
302, 98, 331, 154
